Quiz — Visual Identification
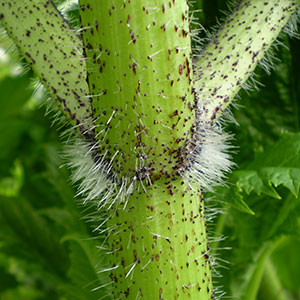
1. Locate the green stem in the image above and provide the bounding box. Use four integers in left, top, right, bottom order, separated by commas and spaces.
79, 1, 213, 298
258, 258, 290, 300
79, 0, 195, 179
244, 236, 287, 300
2, 0, 299, 299
0, 0, 92, 131
194, 0, 298, 125
107, 179, 212, 299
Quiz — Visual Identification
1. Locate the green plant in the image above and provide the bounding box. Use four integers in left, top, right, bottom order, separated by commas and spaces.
0, 0, 299, 299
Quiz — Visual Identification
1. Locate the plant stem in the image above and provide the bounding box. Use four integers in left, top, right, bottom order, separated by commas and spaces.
194, 0, 298, 125
244, 236, 287, 300
2, 0, 299, 299
79, 0, 195, 179
258, 258, 290, 300
107, 179, 212, 299
0, 0, 92, 131
79, 0, 213, 298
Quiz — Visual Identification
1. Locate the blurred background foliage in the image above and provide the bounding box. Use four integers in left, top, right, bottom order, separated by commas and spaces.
0, 0, 299, 299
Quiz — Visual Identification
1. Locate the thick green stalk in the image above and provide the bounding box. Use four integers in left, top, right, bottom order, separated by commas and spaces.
79, 0, 195, 179
108, 179, 212, 299
194, 0, 298, 124
0, 0, 92, 132
79, 0, 213, 299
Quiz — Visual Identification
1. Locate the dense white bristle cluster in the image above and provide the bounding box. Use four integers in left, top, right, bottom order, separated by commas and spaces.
62, 121, 233, 210
62, 136, 137, 211
184, 124, 233, 191
63, 138, 116, 207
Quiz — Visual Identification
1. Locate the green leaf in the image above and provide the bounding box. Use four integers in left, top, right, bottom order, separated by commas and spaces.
229, 133, 300, 211
271, 236, 300, 293
0, 195, 69, 277
234, 169, 281, 200
0, 75, 33, 168
260, 167, 300, 197
234, 170, 264, 195
252, 132, 300, 168
231, 190, 255, 215
217, 133, 300, 297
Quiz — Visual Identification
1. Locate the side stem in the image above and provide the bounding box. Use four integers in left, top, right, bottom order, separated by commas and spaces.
194, 0, 298, 125
0, 0, 92, 131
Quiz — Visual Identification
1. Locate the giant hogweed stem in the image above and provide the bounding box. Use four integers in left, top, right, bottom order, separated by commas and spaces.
194, 0, 298, 125
0, 0, 92, 132
107, 178, 213, 299
79, 1, 213, 299
79, 0, 195, 180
